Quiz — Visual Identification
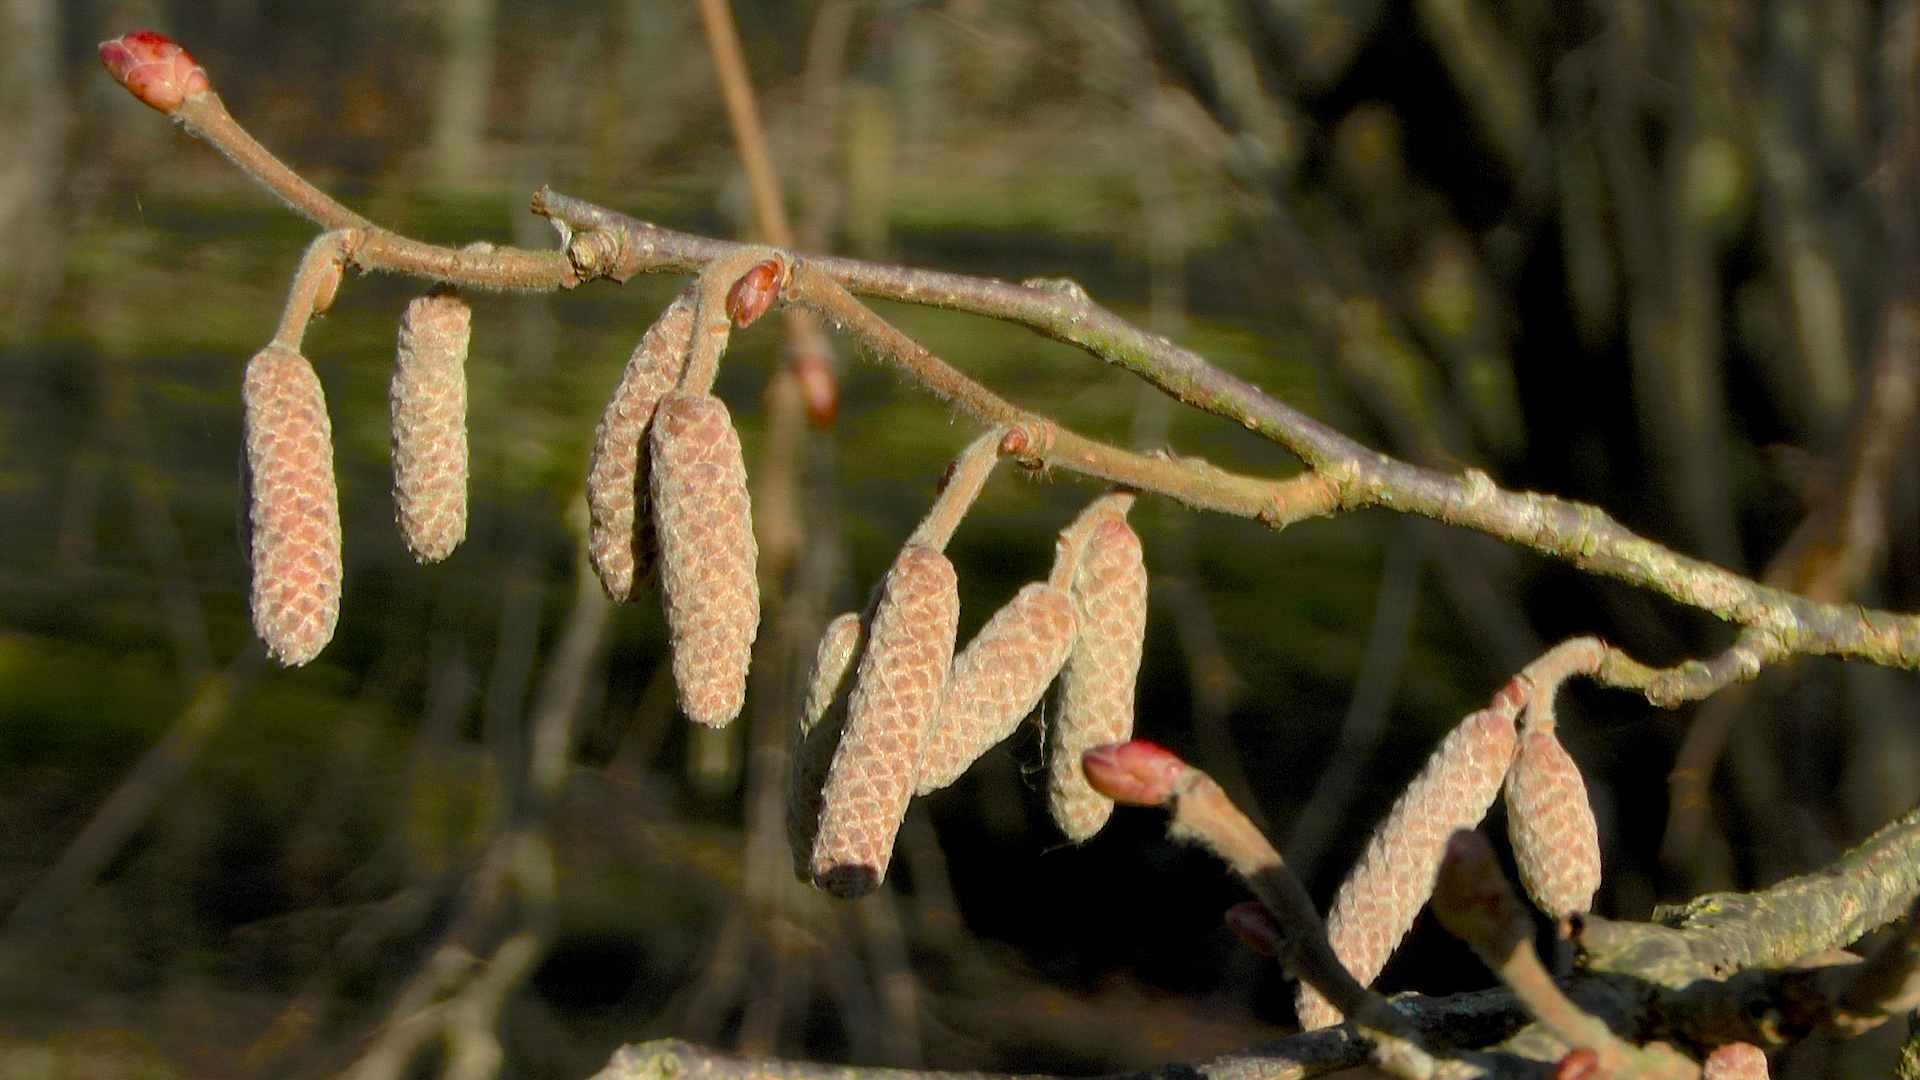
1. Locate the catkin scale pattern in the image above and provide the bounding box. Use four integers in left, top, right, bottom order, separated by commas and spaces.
810, 545, 958, 896
242, 346, 342, 667
586, 286, 696, 601
1296, 705, 1518, 1029
650, 390, 760, 728
389, 293, 471, 563
1505, 724, 1602, 918
917, 582, 1076, 794
788, 610, 865, 878
1048, 514, 1148, 840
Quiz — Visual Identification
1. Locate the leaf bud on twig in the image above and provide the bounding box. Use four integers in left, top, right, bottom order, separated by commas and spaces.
98, 30, 209, 114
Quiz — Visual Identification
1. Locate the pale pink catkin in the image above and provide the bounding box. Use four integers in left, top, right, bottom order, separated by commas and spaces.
917, 582, 1076, 794
242, 346, 342, 667
810, 544, 959, 896
1296, 707, 1518, 1029
586, 286, 696, 601
789, 610, 864, 878
1504, 725, 1602, 918
649, 390, 759, 727
1702, 1043, 1769, 1079
390, 292, 471, 563
1048, 514, 1148, 841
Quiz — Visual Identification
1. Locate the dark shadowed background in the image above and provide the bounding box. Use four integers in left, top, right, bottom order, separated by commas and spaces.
2, 1, 1918, 1076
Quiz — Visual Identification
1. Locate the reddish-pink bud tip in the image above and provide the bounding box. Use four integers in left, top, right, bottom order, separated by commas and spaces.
1552, 1048, 1601, 1080
725, 258, 787, 327
99, 30, 210, 114
1080, 739, 1186, 806
1224, 901, 1282, 958
790, 351, 838, 428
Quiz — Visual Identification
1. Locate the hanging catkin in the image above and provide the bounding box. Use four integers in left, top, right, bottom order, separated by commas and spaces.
1505, 721, 1602, 919
586, 286, 696, 601
649, 390, 759, 727
1296, 703, 1519, 1029
242, 345, 342, 667
810, 544, 959, 896
389, 292, 470, 563
1048, 509, 1148, 841
788, 610, 864, 878
917, 582, 1076, 795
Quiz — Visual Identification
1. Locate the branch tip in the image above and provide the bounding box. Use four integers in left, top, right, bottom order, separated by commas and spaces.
100, 30, 210, 114
1081, 739, 1186, 807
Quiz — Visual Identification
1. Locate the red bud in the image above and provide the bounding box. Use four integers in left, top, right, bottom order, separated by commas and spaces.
1080, 739, 1185, 806
724, 257, 786, 327
1552, 1048, 1601, 1080
99, 30, 209, 114
1224, 901, 1282, 957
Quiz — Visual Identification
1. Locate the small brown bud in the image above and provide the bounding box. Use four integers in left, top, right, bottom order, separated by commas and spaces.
788, 611, 864, 878
917, 582, 1076, 794
790, 350, 838, 428
724, 257, 787, 327
1049, 513, 1148, 841
650, 391, 759, 727
242, 346, 341, 666
390, 292, 471, 563
811, 544, 959, 897
1297, 706, 1518, 1029
1505, 725, 1602, 918
1224, 901, 1283, 958
1431, 830, 1528, 961
586, 287, 695, 600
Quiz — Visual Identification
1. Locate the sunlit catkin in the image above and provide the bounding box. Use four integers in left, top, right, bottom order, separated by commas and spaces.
811, 544, 959, 896
1048, 513, 1148, 841
242, 345, 342, 667
650, 390, 759, 727
1296, 704, 1519, 1029
788, 610, 865, 878
586, 286, 696, 600
1505, 724, 1602, 918
917, 582, 1076, 795
389, 292, 470, 563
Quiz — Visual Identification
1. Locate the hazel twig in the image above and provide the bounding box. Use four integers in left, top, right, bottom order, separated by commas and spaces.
1082, 740, 1445, 1079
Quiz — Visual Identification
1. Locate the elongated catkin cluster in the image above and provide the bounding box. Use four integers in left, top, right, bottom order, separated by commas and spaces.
650, 390, 759, 727
1049, 509, 1148, 841
1297, 704, 1519, 1029
789, 610, 865, 877
390, 292, 470, 563
586, 286, 696, 600
917, 582, 1076, 794
1505, 722, 1602, 918
810, 544, 959, 896
242, 345, 342, 667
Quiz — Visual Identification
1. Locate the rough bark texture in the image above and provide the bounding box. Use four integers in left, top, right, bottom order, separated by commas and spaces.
917, 582, 1076, 794
810, 545, 958, 896
788, 610, 864, 878
1505, 725, 1602, 918
1296, 706, 1519, 1029
1048, 514, 1147, 841
389, 292, 471, 563
242, 345, 342, 667
650, 390, 759, 727
586, 286, 696, 600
